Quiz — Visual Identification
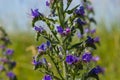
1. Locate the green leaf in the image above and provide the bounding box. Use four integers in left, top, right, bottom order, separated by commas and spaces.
32, 16, 42, 27
86, 43, 97, 49
78, 24, 84, 34
89, 18, 97, 25
46, 18, 56, 23
36, 32, 40, 41
68, 42, 83, 50
13, 76, 17, 80
66, 4, 80, 14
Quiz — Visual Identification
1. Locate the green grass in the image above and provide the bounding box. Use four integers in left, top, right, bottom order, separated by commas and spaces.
7, 23, 120, 80
95, 22, 120, 80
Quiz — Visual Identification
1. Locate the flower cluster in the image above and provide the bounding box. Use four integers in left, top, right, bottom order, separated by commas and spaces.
57, 26, 71, 36
31, 0, 104, 80
0, 27, 17, 80
75, 6, 85, 16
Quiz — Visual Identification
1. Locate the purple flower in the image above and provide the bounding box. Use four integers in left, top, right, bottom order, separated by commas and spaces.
37, 43, 47, 53
0, 45, 5, 49
77, 32, 83, 38
7, 72, 15, 79
10, 61, 16, 68
43, 75, 52, 80
87, 5, 93, 11
0, 58, 8, 63
91, 29, 96, 34
94, 37, 100, 43
89, 66, 104, 74
34, 26, 44, 32
86, 36, 94, 45
32, 57, 42, 66
57, 26, 64, 34
65, 27, 71, 35
31, 9, 42, 18
75, 6, 85, 16
84, 28, 90, 33
66, 55, 79, 65
92, 56, 100, 62
57, 26, 71, 36
46, 1, 50, 7
5, 49, 14, 55
76, 18, 86, 25
82, 52, 92, 62
46, 41, 51, 47
0, 65, 4, 71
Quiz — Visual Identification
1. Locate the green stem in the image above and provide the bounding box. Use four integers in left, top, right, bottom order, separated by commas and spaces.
48, 53, 65, 80
73, 75, 75, 80
62, 43, 69, 80
39, 69, 61, 80
56, 0, 69, 80
56, 1, 64, 27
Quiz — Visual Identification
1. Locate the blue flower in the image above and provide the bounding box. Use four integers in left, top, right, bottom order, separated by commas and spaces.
66, 55, 79, 65
82, 52, 92, 62
34, 26, 44, 32
46, 41, 51, 47
32, 57, 42, 66
5, 49, 14, 55
46, 1, 50, 7
31, 9, 42, 18
43, 75, 52, 80
90, 29, 96, 34
94, 37, 100, 43
56, 26, 71, 36
7, 72, 15, 79
89, 66, 104, 74
86, 36, 94, 45
76, 18, 86, 25
57, 26, 64, 34
37, 43, 47, 53
75, 6, 85, 16
10, 61, 16, 69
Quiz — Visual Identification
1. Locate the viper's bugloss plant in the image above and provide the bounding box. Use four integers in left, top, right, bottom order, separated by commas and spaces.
31, 0, 104, 80
0, 27, 17, 80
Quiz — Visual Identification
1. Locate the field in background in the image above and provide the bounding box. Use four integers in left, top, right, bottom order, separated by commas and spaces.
8, 22, 120, 80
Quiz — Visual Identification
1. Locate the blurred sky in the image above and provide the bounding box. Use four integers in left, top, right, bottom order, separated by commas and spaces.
0, 0, 120, 31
